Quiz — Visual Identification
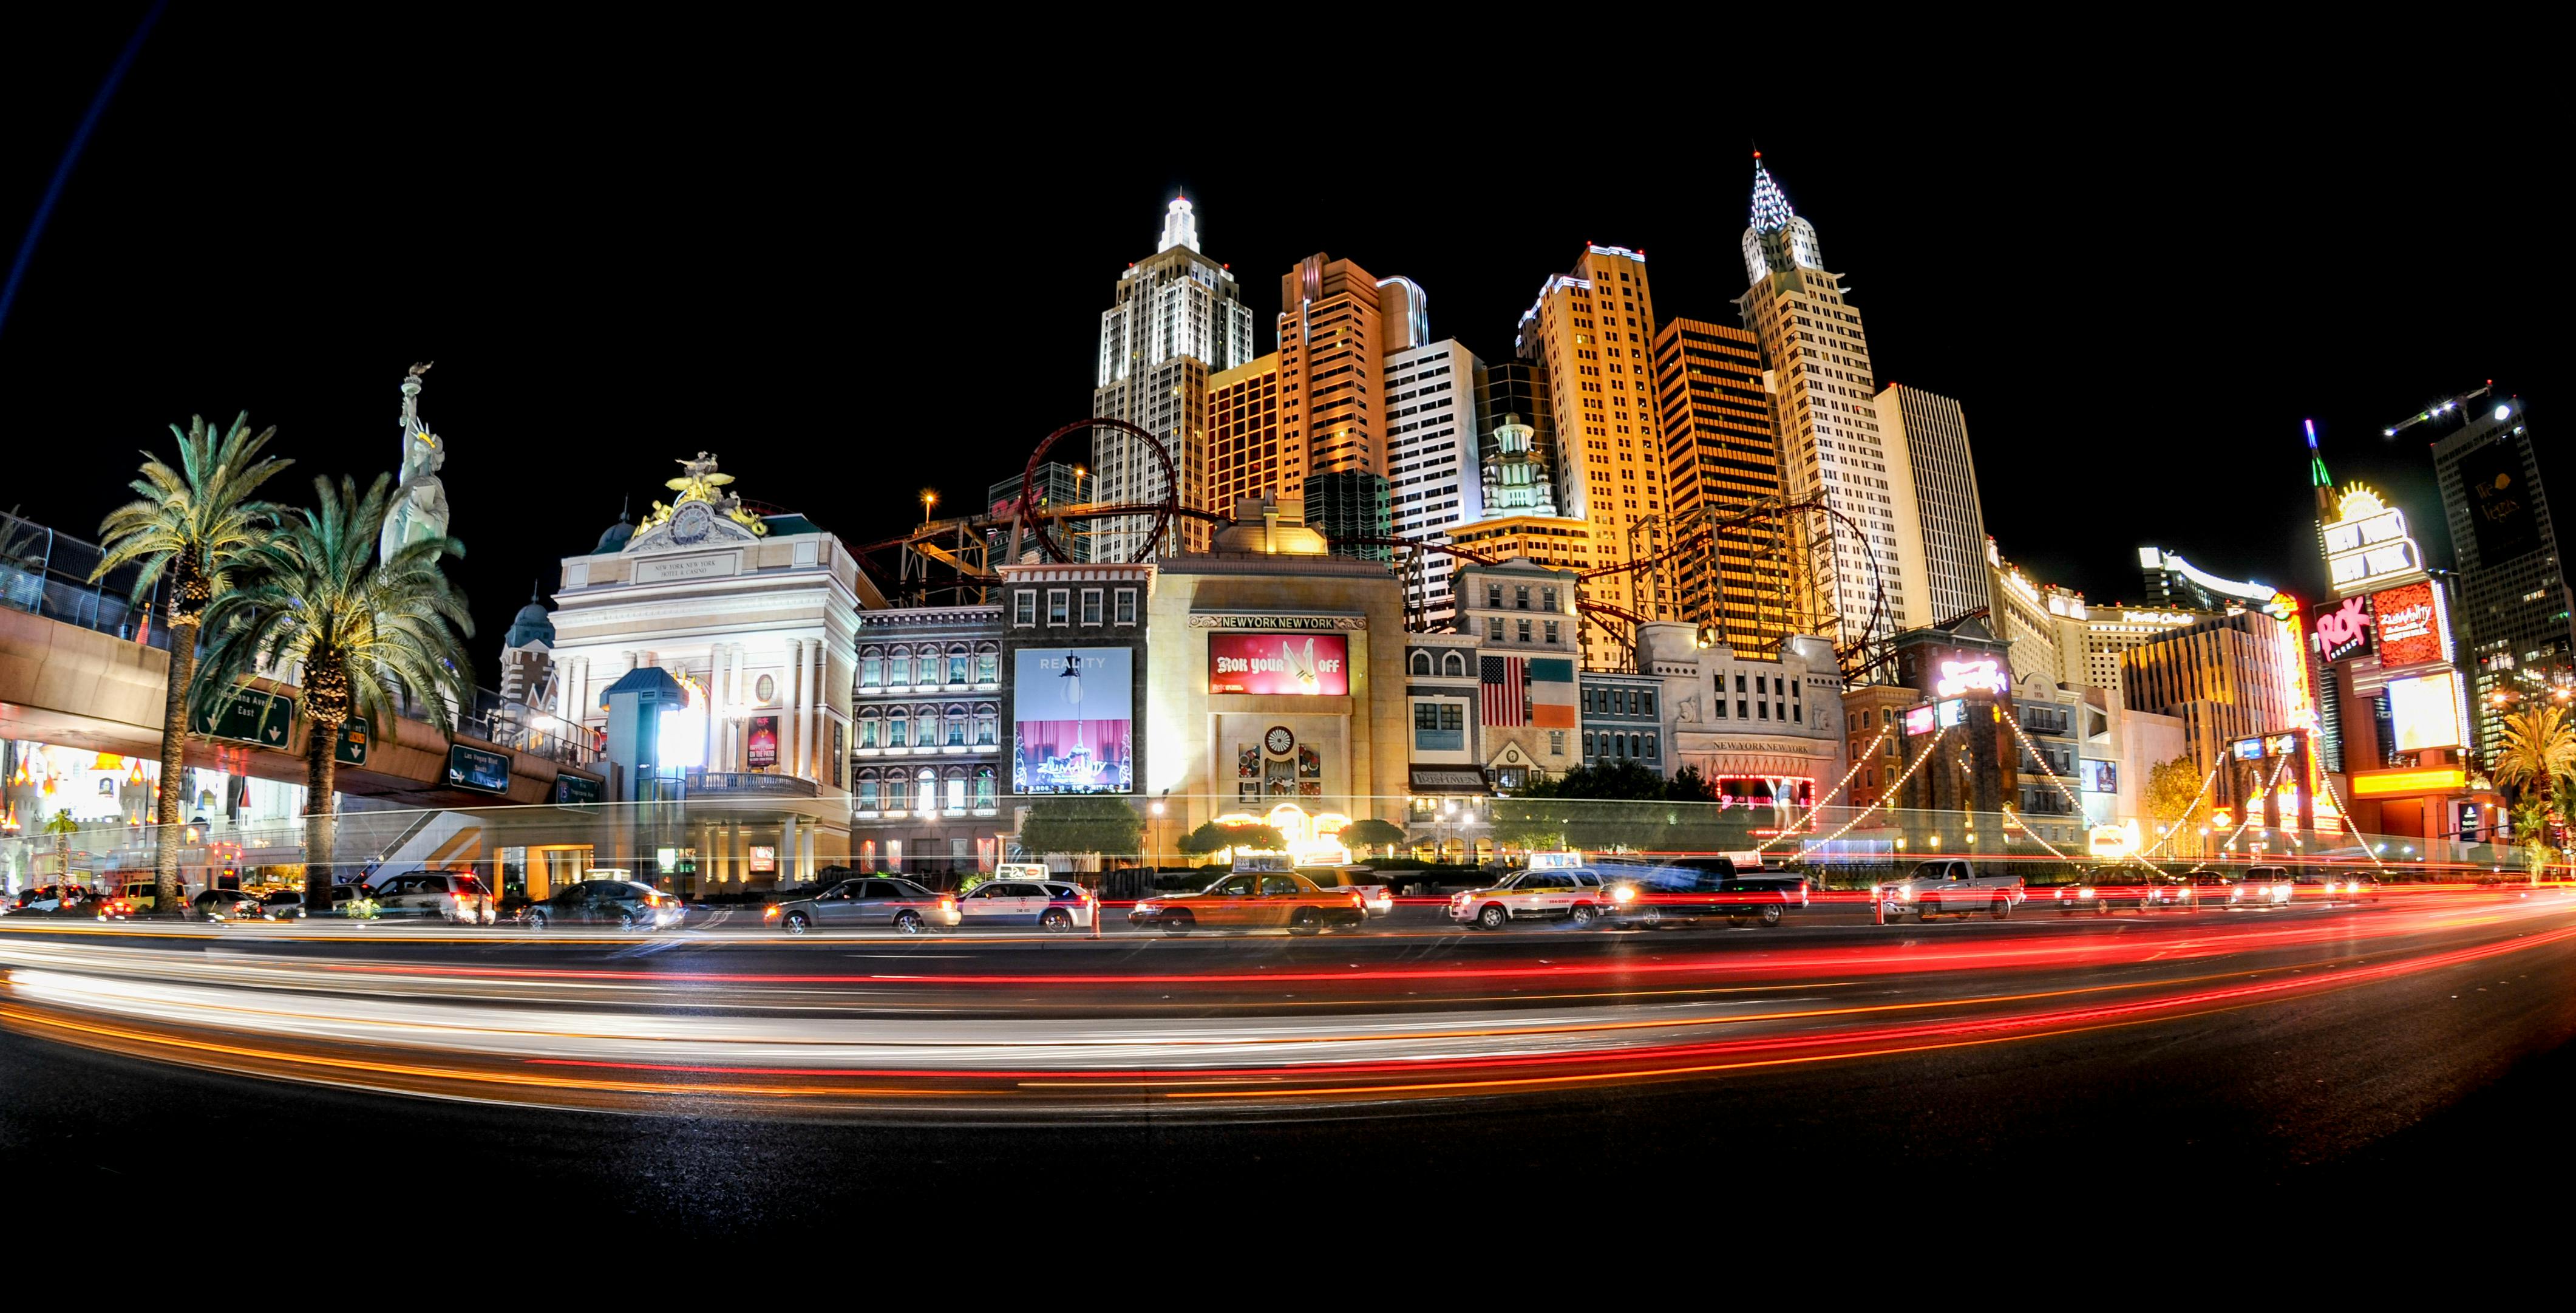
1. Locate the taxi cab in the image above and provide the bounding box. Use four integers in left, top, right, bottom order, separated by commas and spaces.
1128, 865, 1366, 935
956, 877, 1097, 931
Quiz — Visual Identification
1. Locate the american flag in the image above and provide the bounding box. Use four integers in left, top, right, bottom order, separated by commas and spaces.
1481, 655, 1526, 726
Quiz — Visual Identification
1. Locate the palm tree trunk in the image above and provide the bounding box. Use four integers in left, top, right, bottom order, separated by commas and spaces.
303, 718, 339, 911
155, 618, 197, 916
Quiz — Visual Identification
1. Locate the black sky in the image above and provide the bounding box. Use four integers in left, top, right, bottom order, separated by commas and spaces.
4, 13, 2564, 668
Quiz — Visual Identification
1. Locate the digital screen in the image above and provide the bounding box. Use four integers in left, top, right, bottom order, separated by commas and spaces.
1935, 699, 1966, 728
1903, 706, 1935, 736
749, 845, 777, 873
2371, 581, 2447, 667
2266, 733, 2300, 757
746, 715, 779, 769
1208, 632, 1350, 696
1014, 647, 1133, 794
2080, 760, 2117, 793
2232, 737, 2267, 761
2313, 593, 2373, 664
2387, 670, 2463, 752
446, 743, 512, 795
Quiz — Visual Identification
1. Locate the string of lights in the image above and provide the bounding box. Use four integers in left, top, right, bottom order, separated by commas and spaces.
1760, 724, 1891, 853
2139, 749, 2225, 859
1800, 723, 1954, 856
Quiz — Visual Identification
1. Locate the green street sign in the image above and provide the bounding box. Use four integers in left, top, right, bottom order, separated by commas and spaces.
193, 689, 295, 748
336, 718, 369, 768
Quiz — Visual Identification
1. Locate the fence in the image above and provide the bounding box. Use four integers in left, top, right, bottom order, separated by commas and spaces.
0, 505, 165, 647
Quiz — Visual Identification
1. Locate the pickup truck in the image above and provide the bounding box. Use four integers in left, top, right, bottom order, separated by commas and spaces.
1878, 858, 2024, 921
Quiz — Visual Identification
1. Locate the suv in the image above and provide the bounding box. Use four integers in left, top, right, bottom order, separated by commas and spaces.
1449, 867, 1614, 929
1880, 859, 2024, 921
956, 878, 1096, 931
524, 879, 684, 930
369, 871, 497, 924
2226, 864, 2296, 909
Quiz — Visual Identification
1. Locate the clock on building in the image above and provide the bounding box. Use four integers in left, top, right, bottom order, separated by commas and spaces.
1264, 725, 1294, 756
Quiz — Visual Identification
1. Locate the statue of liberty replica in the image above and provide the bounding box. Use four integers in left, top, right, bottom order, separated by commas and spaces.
381, 361, 451, 563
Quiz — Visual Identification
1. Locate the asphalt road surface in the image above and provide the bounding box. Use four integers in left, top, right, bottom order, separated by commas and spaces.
7, 890, 2575, 1225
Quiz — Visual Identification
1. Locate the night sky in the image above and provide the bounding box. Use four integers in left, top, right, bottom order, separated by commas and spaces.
5, 12, 2564, 672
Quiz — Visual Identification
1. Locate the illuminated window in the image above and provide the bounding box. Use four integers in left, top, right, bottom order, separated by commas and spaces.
1048, 590, 1069, 625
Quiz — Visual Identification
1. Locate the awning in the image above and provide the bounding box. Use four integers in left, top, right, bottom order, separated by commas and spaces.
1409, 767, 1490, 795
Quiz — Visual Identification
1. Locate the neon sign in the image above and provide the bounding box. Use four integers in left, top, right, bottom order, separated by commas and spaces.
1933, 658, 2007, 698
2311, 594, 2372, 662
2323, 484, 2424, 594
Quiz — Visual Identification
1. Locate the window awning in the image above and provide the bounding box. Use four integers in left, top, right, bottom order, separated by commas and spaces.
1409, 767, 1490, 795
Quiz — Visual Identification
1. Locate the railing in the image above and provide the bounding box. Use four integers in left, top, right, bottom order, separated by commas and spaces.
0, 506, 166, 648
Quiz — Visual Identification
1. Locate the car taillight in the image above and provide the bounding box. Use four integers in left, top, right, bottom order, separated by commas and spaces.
763, 905, 781, 919
939, 896, 956, 910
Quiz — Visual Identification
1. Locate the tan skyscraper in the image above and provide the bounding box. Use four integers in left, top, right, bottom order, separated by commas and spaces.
1517, 244, 1667, 669
1736, 157, 1912, 653
1207, 353, 1283, 511
1277, 253, 1388, 478
1653, 316, 1795, 655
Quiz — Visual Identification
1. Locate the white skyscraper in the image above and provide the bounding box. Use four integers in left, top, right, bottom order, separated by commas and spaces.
1384, 330, 1482, 629
1875, 384, 1992, 626
1737, 157, 1912, 652
1091, 196, 1257, 559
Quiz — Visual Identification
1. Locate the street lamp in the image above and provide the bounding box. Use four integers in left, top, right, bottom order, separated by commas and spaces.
919, 488, 939, 524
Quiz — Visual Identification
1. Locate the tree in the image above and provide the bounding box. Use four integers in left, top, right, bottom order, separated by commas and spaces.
2493, 706, 2576, 884
2513, 794, 2560, 881
1019, 796, 1144, 861
1524, 760, 1669, 800
1342, 817, 1405, 856
42, 809, 78, 887
195, 474, 473, 911
91, 414, 291, 913
1664, 765, 1718, 803
1176, 820, 1283, 856
2141, 753, 2206, 856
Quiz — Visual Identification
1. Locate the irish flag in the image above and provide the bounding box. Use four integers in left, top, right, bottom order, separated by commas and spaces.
1528, 657, 1577, 728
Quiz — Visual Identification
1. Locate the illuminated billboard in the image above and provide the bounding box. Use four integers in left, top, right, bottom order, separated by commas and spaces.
1903, 705, 1935, 736
2371, 581, 2448, 667
2232, 737, 2266, 761
1208, 633, 1349, 696
2080, 759, 2116, 793
1013, 647, 1133, 794
1935, 698, 1966, 729
2322, 485, 2424, 594
2311, 593, 2372, 663
2387, 669, 2464, 752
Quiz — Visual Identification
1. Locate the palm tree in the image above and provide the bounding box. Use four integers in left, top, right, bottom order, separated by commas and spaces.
195, 474, 474, 910
2493, 704, 2576, 882
92, 414, 292, 913
42, 808, 79, 889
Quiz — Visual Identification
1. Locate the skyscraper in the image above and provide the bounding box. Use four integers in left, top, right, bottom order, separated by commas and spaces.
1207, 353, 1282, 512
2428, 391, 2571, 760
1278, 253, 1389, 479
1090, 196, 1257, 560
1517, 244, 1667, 668
1736, 156, 1911, 651
1875, 384, 1993, 626
1302, 470, 1393, 562
1385, 336, 1483, 627
1652, 316, 1793, 654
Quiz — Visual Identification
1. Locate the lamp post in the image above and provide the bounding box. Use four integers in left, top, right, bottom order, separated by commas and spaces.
1150, 791, 1167, 871
919, 488, 939, 525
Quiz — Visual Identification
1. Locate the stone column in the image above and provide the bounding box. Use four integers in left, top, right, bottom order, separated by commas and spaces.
801, 817, 817, 881
779, 814, 800, 885
785, 639, 806, 779
807, 642, 828, 781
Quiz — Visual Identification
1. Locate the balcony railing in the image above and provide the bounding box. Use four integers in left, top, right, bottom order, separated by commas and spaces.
0, 507, 166, 647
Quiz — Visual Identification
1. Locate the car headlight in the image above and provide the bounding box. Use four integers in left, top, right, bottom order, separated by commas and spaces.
1897, 885, 1916, 901
1612, 886, 1636, 903
1134, 902, 1160, 914
2077, 887, 2094, 899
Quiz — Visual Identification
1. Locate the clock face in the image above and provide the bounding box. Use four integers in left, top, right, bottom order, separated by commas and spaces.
1265, 726, 1294, 756
671, 500, 715, 544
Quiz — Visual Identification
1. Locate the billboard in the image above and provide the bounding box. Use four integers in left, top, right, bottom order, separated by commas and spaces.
2387, 670, 2464, 752
1208, 632, 1349, 696
1934, 698, 1967, 728
2232, 737, 2266, 761
2080, 759, 2117, 793
1903, 705, 1935, 736
1014, 647, 1132, 794
2458, 438, 2542, 565
2371, 581, 2447, 667
746, 715, 779, 769
2312, 593, 2372, 663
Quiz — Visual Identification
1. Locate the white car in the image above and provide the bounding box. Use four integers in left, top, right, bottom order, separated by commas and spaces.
368, 871, 498, 924
2226, 864, 2296, 909
1449, 868, 1614, 929
1879, 859, 2025, 921
956, 878, 1096, 931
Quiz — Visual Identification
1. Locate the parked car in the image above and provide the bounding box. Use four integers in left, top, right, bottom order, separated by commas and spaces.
368, 871, 497, 924
956, 878, 1096, 931
1297, 865, 1396, 916
250, 888, 308, 919
1128, 870, 1367, 935
1449, 867, 1615, 929
764, 877, 958, 935
1878, 859, 2025, 921
112, 879, 171, 914
523, 879, 684, 930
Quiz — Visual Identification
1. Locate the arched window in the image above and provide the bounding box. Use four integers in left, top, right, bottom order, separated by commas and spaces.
1582, 731, 1596, 758
945, 704, 968, 747
859, 647, 883, 689
855, 769, 879, 808
915, 704, 939, 747
882, 772, 906, 809
857, 709, 880, 749
917, 767, 937, 811
975, 704, 997, 746
948, 644, 970, 686
1645, 734, 1658, 760
887, 646, 912, 686
1410, 650, 1433, 677
974, 766, 996, 809
975, 644, 999, 684
886, 708, 908, 749
1443, 650, 1466, 677
941, 767, 966, 813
